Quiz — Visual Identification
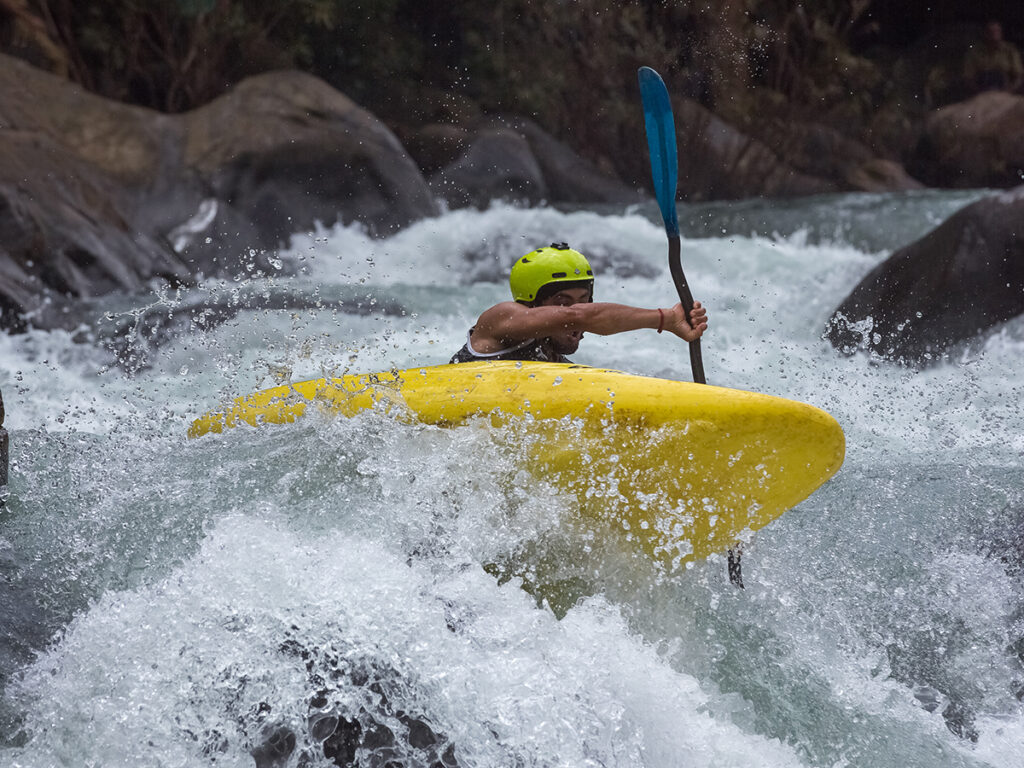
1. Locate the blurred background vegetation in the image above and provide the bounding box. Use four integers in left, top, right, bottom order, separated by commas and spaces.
2, 0, 1023, 185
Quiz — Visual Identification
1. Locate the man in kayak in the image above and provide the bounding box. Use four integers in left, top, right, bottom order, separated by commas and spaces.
451, 242, 708, 364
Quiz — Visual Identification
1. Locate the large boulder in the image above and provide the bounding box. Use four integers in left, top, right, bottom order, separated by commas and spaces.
0, 131, 189, 331
498, 116, 644, 205
825, 188, 1024, 363
416, 103, 919, 210
182, 70, 439, 242
912, 91, 1024, 187
757, 120, 924, 193
0, 54, 438, 331
673, 98, 922, 201
844, 158, 925, 194
420, 115, 642, 209
675, 98, 834, 200
427, 126, 549, 208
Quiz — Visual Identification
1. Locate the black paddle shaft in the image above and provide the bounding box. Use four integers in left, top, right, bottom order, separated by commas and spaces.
667, 235, 706, 385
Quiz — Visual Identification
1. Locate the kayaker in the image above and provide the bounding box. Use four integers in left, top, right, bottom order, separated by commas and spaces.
451, 243, 708, 364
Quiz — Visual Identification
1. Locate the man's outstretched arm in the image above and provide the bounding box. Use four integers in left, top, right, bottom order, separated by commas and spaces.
472, 300, 708, 349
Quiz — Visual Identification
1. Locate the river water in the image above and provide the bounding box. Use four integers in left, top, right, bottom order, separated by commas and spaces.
1, 191, 1022, 767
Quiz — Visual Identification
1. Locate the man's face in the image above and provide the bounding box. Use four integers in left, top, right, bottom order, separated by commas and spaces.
539, 285, 592, 354
986, 22, 1003, 43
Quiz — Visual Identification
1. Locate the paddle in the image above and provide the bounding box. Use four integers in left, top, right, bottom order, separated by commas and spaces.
639, 67, 743, 586
638, 66, 706, 385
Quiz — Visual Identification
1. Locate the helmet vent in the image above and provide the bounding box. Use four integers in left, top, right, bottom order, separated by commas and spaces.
550, 242, 570, 250
551, 271, 567, 278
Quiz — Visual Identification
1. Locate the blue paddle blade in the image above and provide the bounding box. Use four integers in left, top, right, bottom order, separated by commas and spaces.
638, 66, 679, 237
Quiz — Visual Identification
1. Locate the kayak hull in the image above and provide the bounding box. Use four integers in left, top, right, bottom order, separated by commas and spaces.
189, 361, 845, 565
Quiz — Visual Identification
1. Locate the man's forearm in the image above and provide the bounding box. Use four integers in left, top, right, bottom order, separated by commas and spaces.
577, 303, 661, 335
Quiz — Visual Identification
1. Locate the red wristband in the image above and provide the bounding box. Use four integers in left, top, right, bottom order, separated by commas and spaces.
657, 308, 664, 333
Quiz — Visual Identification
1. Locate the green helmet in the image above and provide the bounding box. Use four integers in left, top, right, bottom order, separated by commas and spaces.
509, 243, 594, 303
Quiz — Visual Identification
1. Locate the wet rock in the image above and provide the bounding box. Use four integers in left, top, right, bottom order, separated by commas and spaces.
182, 70, 438, 241
675, 99, 923, 200
429, 128, 547, 208
401, 124, 471, 176
169, 198, 272, 277
843, 158, 925, 194
751, 120, 923, 193
243, 628, 462, 768
674, 99, 837, 201
0, 53, 437, 333
912, 91, 1024, 188
413, 94, 923, 208
492, 115, 644, 206
423, 115, 641, 209
0, 130, 192, 332
825, 188, 1024, 363
756, 122, 866, 186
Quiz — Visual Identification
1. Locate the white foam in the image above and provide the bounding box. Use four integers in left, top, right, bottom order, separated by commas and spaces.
3, 199, 1023, 767
9, 516, 803, 767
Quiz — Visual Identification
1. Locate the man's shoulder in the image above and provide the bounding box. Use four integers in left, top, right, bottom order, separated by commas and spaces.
476, 300, 536, 331
479, 300, 525, 317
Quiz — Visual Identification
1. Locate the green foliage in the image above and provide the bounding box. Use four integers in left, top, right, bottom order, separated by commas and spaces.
41, 0, 348, 111
8, 0, 884, 181
745, 0, 879, 109
176, 0, 218, 16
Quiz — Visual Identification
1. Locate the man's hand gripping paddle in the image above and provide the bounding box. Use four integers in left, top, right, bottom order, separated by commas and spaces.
638, 66, 706, 385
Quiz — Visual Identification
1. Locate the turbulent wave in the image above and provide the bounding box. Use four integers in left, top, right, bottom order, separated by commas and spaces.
1, 196, 1022, 767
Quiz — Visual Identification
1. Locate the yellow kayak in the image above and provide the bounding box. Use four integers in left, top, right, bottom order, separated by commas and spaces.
189, 361, 845, 566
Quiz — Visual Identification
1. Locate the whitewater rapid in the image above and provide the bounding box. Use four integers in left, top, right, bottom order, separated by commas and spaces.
1, 193, 1022, 767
